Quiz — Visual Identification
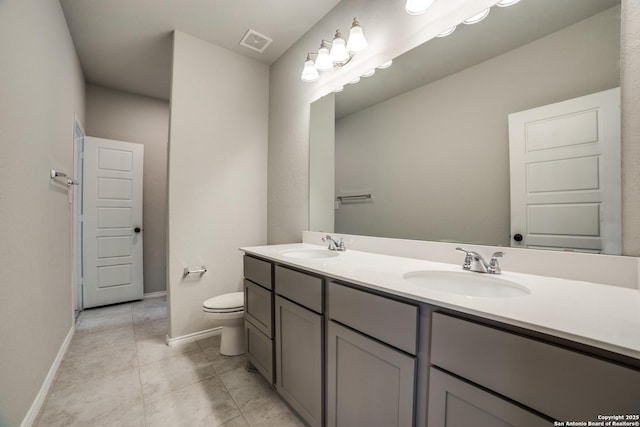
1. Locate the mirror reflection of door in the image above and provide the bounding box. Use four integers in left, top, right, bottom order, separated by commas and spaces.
508, 87, 621, 254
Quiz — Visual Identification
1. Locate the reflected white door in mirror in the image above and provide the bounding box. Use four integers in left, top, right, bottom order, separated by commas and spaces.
509, 87, 621, 254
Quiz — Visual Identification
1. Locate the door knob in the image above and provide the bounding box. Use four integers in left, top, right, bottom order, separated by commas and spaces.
134, 227, 141, 233
513, 233, 523, 242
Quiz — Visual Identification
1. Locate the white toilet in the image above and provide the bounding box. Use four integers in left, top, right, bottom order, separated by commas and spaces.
202, 292, 245, 356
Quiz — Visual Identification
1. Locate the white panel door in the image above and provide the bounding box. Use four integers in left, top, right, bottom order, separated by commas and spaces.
83, 137, 144, 308
509, 88, 621, 254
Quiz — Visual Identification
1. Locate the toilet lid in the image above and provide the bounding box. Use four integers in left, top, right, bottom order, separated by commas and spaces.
203, 292, 244, 310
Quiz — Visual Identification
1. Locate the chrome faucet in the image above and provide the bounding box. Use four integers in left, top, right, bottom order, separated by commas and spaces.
456, 247, 504, 274
322, 235, 346, 251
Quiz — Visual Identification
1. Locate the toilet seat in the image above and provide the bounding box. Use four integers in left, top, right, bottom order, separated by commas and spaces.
202, 291, 246, 356
203, 307, 243, 313
202, 292, 244, 313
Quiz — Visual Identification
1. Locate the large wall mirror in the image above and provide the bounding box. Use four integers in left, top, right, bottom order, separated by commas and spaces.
309, 0, 622, 255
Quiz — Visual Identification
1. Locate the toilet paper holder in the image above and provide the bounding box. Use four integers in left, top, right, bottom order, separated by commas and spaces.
183, 266, 207, 277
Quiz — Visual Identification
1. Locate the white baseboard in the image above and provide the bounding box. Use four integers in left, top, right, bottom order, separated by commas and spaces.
21, 325, 75, 427
165, 327, 221, 347
143, 291, 167, 299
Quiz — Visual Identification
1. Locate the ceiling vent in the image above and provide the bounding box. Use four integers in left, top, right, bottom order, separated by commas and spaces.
239, 29, 273, 53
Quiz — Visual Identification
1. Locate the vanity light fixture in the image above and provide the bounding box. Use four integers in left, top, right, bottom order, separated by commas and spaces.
301, 54, 320, 82
346, 19, 368, 53
463, 8, 490, 25
405, 0, 435, 15
300, 18, 368, 83
314, 41, 333, 71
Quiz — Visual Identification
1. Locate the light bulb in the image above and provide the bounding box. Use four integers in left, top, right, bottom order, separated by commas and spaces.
463, 8, 490, 25
405, 0, 435, 15
301, 56, 319, 82
330, 30, 350, 63
346, 18, 368, 53
496, 0, 521, 7
315, 42, 332, 71
436, 26, 456, 37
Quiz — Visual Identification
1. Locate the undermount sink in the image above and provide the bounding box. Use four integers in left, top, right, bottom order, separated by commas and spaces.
402, 270, 530, 298
281, 249, 340, 259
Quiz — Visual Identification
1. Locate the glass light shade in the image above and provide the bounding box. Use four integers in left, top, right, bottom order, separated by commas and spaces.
496, 0, 521, 7
346, 20, 368, 53
463, 8, 490, 25
301, 58, 319, 82
361, 69, 376, 78
330, 31, 350, 63
332, 86, 344, 93
348, 76, 361, 84
377, 60, 393, 69
315, 44, 332, 71
437, 26, 456, 37
405, 0, 435, 15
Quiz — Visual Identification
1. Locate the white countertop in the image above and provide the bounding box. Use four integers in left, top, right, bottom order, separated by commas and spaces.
241, 243, 640, 361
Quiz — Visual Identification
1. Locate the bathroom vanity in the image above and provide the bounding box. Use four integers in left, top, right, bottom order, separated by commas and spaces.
241, 243, 640, 427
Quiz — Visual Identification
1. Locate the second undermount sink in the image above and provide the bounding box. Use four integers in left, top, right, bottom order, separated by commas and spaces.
281, 248, 340, 260
402, 270, 530, 298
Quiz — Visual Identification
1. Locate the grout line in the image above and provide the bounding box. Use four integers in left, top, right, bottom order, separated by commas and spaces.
218, 366, 256, 427
141, 350, 219, 403
133, 306, 149, 427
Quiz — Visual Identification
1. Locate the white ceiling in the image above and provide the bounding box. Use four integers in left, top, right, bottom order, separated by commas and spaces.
59, 0, 342, 100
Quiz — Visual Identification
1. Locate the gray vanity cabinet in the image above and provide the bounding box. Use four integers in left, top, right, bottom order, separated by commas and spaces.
243, 255, 274, 384
429, 312, 640, 423
428, 367, 548, 427
274, 266, 324, 427
326, 281, 418, 427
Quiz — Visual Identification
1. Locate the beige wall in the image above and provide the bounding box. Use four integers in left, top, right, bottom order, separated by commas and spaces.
0, 0, 85, 425
85, 84, 169, 294
334, 9, 619, 246
168, 31, 269, 338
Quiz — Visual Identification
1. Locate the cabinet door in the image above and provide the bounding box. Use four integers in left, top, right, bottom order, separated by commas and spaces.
431, 312, 640, 420
275, 296, 323, 427
428, 367, 549, 427
327, 321, 416, 427
245, 320, 274, 384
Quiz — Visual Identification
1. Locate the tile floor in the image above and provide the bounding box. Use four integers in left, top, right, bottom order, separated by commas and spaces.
35, 297, 304, 427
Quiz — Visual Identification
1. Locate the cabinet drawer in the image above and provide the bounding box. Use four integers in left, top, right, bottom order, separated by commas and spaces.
244, 255, 272, 290
245, 320, 274, 384
428, 367, 547, 427
244, 279, 272, 338
328, 281, 418, 355
275, 265, 323, 313
431, 312, 640, 421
